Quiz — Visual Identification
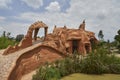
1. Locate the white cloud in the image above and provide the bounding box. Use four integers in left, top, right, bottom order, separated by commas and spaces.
3, 0, 120, 41
66, 0, 120, 41
0, 16, 6, 22
0, 0, 12, 9
0, 27, 5, 36
14, 12, 72, 32
15, 12, 41, 22
21, 0, 43, 9
0, 22, 29, 37
45, 1, 61, 12
0, 26, 4, 31
0, 16, 6, 35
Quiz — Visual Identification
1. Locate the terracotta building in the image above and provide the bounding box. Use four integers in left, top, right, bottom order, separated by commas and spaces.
3, 20, 97, 56
2, 21, 98, 80
44, 20, 98, 55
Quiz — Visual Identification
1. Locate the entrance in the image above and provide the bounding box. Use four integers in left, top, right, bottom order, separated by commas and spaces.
72, 40, 79, 53
85, 44, 90, 53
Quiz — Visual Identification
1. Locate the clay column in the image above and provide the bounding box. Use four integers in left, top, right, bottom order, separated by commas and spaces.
34, 28, 39, 41
44, 27, 48, 38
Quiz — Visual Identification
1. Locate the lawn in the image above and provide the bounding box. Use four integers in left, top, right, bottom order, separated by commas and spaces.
61, 73, 120, 80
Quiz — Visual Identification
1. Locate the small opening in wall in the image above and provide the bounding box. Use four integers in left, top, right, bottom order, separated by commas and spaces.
72, 40, 79, 53
85, 45, 90, 53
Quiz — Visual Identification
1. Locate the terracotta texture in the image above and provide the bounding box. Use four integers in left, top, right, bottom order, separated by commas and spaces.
1, 21, 98, 80
3, 20, 97, 55
44, 20, 97, 55
8, 46, 64, 80
3, 21, 48, 55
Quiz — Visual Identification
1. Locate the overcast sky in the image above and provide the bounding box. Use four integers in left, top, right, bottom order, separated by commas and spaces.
0, 0, 120, 41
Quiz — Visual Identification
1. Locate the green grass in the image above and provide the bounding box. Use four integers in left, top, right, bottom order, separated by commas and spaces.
61, 73, 120, 80
0, 37, 17, 49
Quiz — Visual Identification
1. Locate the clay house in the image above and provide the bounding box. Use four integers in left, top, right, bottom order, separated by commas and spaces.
44, 20, 98, 55
2, 21, 98, 80
3, 20, 97, 56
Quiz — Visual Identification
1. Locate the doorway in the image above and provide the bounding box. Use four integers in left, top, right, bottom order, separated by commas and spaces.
85, 45, 90, 53
72, 40, 79, 53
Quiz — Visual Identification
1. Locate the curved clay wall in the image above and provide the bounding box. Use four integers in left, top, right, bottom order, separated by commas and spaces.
8, 46, 64, 80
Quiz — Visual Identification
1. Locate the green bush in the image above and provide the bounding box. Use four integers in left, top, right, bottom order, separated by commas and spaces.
80, 48, 120, 74
109, 64, 120, 74
0, 37, 17, 49
33, 65, 61, 80
80, 51, 108, 74
32, 47, 120, 80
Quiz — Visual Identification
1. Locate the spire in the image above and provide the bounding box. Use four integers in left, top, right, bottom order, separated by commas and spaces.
79, 19, 86, 30
53, 25, 57, 33
83, 19, 85, 24
54, 25, 57, 29
64, 25, 67, 29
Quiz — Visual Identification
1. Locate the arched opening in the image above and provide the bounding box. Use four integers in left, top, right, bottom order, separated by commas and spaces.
32, 27, 48, 44
26, 21, 48, 44
32, 28, 45, 44
72, 40, 79, 53
37, 28, 45, 41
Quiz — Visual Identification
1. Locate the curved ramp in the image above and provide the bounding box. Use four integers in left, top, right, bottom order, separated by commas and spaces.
0, 43, 65, 80
8, 44, 65, 80
0, 43, 42, 80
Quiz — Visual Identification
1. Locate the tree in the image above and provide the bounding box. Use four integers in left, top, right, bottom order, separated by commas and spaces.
16, 34, 24, 42
118, 29, 120, 35
98, 30, 104, 41
115, 29, 120, 43
7, 32, 11, 38
2, 31, 6, 37
107, 39, 111, 53
114, 29, 120, 52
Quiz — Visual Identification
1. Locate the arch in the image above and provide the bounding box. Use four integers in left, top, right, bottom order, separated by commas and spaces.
3, 21, 48, 55
27, 21, 48, 41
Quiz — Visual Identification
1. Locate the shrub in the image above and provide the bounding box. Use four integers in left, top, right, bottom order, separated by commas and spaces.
33, 66, 61, 80
15, 34, 24, 42
80, 48, 120, 74
80, 52, 107, 74
32, 47, 120, 80
109, 64, 120, 74
0, 36, 17, 49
